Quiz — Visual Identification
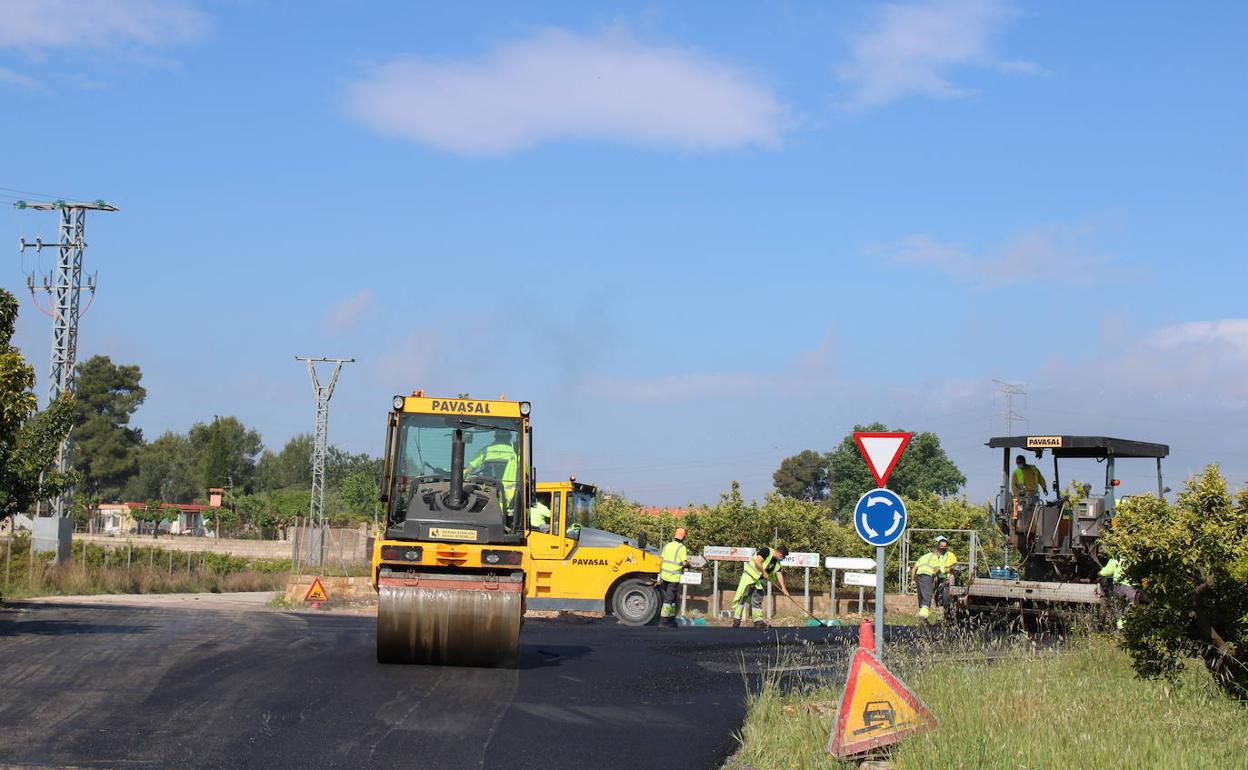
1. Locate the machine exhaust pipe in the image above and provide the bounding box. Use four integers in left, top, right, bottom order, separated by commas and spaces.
447, 428, 466, 510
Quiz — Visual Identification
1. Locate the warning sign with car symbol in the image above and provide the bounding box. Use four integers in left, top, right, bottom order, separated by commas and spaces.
827, 647, 937, 758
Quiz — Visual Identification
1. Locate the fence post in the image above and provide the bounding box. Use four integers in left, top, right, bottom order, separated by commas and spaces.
680, 582, 688, 618
765, 578, 772, 620
28, 534, 35, 588
804, 566, 811, 614
5, 538, 11, 592
857, 586, 865, 614
711, 561, 719, 618
829, 569, 838, 618
168, 550, 173, 575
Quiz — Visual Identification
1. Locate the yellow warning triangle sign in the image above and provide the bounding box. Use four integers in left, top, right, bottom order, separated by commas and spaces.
827, 647, 937, 758
304, 577, 329, 602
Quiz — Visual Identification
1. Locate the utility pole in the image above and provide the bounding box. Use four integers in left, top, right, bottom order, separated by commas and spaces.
295, 357, 353, 529
993, 379, 1027, 435
16, 199, 118, 562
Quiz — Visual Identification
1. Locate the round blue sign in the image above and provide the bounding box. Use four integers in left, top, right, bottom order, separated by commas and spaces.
853, 488, 907, 547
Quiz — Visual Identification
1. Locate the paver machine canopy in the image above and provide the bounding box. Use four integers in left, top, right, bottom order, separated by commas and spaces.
987, 435, 1169, 582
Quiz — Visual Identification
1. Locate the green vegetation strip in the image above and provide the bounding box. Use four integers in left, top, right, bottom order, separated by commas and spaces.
0, 533, 289, 601
732, 637, 1248, 770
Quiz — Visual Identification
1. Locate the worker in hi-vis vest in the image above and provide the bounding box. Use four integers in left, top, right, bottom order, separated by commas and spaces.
658, 527, 691, 627
910, 535, 957, 621
1012, 455, 1049, 498
528, 499, 551, 533
732, 545, 790, 628
466, 430, 518, 507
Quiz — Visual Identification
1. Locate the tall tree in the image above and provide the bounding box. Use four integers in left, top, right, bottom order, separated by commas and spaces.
188, 416, 263, 493
69, 355, 146, 500
326, 446, 382, 489
0, 289, 76, 520
339, 471, 380, 524
256, 433, 314, 491
825, 423, 966, 521
772, 449, 831, 501
125, 431, 198, 503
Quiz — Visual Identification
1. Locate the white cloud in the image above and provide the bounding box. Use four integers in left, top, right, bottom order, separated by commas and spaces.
342, 27, 786, 155
0, 65, 37, 88
324, 289, 374, 334
583, 329, 837, 405
0, 0, 208, 51
837, 0, 1037, 111
873, 225, 1108, 289
368, 330, 444, 388
1114, 319, 1248, 401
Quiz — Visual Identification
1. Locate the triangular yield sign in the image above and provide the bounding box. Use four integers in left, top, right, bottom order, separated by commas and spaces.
827, 647, 937, 758
304, 576, 329, 602
854, 432, 912, 487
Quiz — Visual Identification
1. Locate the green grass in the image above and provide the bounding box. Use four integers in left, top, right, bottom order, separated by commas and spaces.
0, 533, 289, 601
733, 636, 1248, 770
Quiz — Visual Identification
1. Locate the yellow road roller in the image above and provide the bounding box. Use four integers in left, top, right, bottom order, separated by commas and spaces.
372, 393, 665, 668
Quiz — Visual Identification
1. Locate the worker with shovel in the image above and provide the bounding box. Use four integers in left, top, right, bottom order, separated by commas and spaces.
732, 545, 790, 628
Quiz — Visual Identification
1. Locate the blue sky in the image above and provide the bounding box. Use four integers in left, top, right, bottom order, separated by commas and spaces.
2, 1, 1245, 505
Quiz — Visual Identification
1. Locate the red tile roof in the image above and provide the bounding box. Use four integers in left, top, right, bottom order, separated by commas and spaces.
639, 506, 689, 518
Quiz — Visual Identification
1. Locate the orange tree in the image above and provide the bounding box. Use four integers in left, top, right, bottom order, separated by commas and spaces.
1107, 465, 1248, 698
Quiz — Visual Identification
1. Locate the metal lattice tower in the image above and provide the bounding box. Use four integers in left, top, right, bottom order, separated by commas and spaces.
296, 357, 353, 527
993, 379, 1027, 435
17, 199, 118, 518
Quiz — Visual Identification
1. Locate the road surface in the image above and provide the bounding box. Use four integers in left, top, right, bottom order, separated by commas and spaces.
0, 594, 866, 770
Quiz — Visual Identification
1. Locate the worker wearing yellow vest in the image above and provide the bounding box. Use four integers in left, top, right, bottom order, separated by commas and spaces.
1098, 556, 1139, 630
910, 535, 957, 621
528, 498, 551, 532
658, 527, 691, 627
1011, 455, 1049, 498
1099, 557, 1138, 602
466, 430, 519, 507
731, 545, 790, 628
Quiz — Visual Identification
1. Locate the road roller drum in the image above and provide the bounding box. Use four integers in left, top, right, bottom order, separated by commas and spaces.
377, 574, 523, 668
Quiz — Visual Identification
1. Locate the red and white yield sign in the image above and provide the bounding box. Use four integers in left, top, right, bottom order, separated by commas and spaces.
853, 432, 912, 488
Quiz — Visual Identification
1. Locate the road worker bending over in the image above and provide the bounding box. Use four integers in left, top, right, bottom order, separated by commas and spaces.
658, 527, 691, 628
732, 545, 790, 628
910, 535, 957, 621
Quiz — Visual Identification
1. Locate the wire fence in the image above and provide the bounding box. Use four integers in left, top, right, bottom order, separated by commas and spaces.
290, 521, 372, 576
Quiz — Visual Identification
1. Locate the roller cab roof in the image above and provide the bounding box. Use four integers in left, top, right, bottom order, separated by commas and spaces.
987, 435, 1169, 459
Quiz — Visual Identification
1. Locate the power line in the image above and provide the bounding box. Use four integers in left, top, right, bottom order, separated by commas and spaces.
993, 379, 1027, 435
295, 356, 354, 530
15, 199, 119, 555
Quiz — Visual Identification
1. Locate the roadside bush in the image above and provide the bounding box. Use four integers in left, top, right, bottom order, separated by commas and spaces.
1106, 464, 1248, 698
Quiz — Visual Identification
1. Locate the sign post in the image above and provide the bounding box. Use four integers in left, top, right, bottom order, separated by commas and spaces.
703, 546, 756, 622
781, 551, 820, 615
825, 556, 875, 618
852, 432, 912, 659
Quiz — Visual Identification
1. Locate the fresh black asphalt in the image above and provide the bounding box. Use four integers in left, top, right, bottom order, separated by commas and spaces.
0, 598, 881, 770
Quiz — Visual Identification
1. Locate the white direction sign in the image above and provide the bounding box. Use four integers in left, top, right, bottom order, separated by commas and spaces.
781, 551, 820, 568
679, 571, 703, 586
842, 571, 877, 587
824, 556, 876, 570
702, 546, 756, 562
